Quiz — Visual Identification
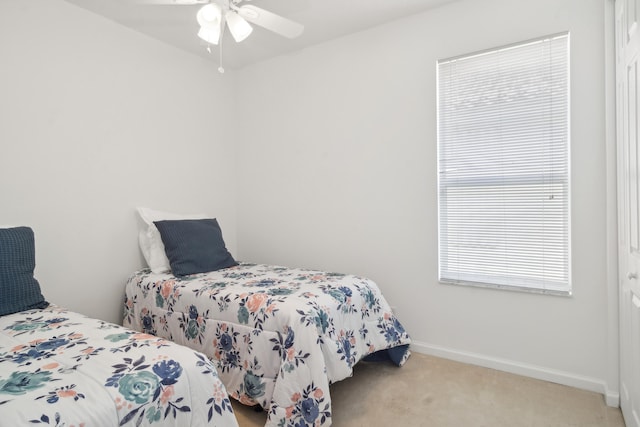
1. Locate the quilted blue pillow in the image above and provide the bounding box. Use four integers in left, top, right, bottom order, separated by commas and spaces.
154, 218, 238, 277
0, 227, 48, 316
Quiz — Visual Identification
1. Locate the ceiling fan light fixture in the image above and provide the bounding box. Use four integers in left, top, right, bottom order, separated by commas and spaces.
197, 25, 221, 45
196, 3, 221, 28
226, 11, 253, 42
196, 3, 221, 44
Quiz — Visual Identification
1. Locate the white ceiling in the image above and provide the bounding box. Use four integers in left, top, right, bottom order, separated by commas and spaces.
62, 0, 456, 70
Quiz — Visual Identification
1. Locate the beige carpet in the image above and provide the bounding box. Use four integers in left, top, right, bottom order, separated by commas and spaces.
230, 352, 626, 427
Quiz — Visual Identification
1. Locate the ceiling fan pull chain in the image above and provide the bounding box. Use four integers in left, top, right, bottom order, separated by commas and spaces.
218, 26, 225, 73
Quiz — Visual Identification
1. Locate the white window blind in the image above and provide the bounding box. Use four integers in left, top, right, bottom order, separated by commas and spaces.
437, 33, 570, 295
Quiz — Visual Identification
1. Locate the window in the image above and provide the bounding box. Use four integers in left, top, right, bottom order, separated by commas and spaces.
437, 33, 570, 295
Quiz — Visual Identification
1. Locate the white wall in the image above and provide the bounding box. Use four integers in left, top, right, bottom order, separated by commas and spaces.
236, 0, 614, 398
0, 0, 238, 324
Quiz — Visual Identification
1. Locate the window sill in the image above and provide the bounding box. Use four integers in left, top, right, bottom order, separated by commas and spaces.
439, 279, 572, 297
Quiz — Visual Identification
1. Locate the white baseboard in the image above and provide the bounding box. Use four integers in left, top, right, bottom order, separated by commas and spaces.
410, 340, 620, 408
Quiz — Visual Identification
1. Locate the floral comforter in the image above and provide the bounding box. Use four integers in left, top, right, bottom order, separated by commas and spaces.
123, 263, 411, 427
0, 305, 238, 427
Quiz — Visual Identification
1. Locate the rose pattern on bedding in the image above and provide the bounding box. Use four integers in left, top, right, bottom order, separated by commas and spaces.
124, 263, 411, 427
105, 356, 194, 425
5, 316, 80, 337
0, 369, 54, 396
0, 306, 238, 427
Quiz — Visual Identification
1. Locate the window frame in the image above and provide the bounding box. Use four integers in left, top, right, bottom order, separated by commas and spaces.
436, 33, 572, 296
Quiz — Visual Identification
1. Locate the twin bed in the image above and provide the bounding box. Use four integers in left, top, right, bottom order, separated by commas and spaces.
123, 262, 411, 427
0, 226, 238, 426
0, 305, 239, 427
1, 214, 411, 427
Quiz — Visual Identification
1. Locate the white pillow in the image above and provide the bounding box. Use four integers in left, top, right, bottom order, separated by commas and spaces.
137, 207, 208, 273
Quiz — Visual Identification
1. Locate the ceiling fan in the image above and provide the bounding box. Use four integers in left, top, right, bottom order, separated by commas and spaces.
142, 0, 304, 72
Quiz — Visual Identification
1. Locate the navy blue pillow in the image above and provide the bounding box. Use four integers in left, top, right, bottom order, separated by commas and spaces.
154, 218, 238, 277
0, 227, 48, 316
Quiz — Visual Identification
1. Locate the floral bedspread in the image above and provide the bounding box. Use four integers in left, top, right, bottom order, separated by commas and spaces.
0, 305, 238, 427
123, 263, 411, 427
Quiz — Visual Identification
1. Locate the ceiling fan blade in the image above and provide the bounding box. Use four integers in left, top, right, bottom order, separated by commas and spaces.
236, 5, 303, 39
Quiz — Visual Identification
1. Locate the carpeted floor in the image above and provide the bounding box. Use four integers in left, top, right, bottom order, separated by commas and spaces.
230, 352, 626, 427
